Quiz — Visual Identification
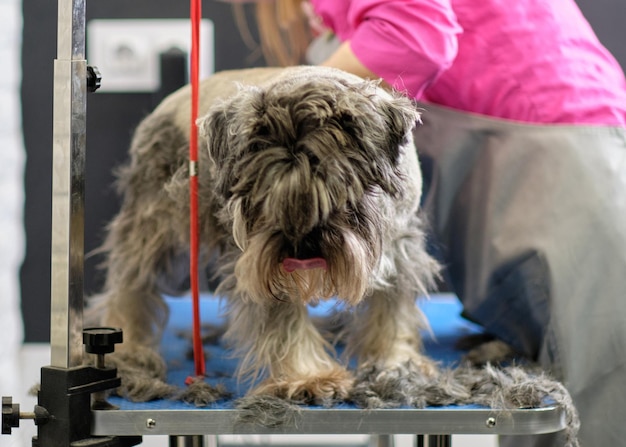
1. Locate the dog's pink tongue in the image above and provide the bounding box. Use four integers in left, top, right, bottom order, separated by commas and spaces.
282, 257, 327, 273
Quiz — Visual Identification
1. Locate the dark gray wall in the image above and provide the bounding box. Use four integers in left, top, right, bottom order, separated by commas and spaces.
575, 0, 626, 72
20, 1, 626, 342
20, 0, 264, 342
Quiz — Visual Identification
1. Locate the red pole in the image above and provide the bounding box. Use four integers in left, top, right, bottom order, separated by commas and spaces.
189, 0, 205, 379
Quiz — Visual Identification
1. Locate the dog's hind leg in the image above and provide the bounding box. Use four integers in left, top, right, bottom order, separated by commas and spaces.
93, 112, 193, 347
86, 113, 195, 401
85, 198, 185, 400
225, 297, 354, 404
87, 182, 191, 399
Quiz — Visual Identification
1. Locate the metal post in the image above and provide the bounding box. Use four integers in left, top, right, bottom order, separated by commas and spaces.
50, 0, 87, 368
416, 435, 451, 447
170, 435, 219, 447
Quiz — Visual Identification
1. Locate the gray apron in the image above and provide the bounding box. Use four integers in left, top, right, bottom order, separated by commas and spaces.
415, 103, 626, 446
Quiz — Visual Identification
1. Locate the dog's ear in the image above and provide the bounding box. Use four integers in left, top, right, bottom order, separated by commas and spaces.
198, 86, 258, 199
337, 80, 421, 164
334, 82, 421, 196
198, 101, 231, 170
198, 84, 269, 166
372, 91, 422, 165
198, 85, 273, 199
198, 99, 240, 201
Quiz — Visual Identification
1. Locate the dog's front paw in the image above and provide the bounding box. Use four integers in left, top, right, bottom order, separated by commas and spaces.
406, 355, 439, 379
251, 368, 354, 405
372, 350, 440, 380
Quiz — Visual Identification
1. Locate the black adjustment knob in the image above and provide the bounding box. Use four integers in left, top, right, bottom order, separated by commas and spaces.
2, 397, 19, 435
86, 65, 102, 92
83, 327, 123, 355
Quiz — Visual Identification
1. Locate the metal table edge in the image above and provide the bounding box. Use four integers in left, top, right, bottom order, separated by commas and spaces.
91, 404, 566, 437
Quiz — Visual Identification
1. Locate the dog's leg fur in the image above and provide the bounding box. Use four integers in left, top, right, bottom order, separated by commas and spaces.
349, 289, 437, 376
224, 297, 353, 404
87, 112, 211, 401
344, 209, 442, 407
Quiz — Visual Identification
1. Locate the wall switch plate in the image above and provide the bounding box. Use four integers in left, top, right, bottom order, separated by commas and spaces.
87, 19, 214, 92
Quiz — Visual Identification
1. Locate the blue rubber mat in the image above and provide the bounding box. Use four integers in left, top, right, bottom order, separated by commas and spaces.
107, 294, 483, 411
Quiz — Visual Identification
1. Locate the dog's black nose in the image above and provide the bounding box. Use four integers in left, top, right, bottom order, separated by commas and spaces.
295, 244, 322, 260
292, 227, 324, 259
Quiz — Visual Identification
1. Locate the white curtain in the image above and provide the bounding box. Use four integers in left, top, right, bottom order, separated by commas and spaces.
0, 0, 26, 417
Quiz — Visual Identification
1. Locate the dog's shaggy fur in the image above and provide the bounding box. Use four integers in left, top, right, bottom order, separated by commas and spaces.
88, 66, 441, 403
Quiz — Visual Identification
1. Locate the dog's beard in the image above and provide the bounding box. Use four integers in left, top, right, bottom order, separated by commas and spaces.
233, 227, 378, 305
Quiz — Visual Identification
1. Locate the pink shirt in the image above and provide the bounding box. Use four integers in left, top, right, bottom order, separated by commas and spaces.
310, 0, 626, 126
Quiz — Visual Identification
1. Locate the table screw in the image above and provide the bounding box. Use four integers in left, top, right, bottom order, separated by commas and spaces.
486, 417, 497, 428
146, 418, 157, 429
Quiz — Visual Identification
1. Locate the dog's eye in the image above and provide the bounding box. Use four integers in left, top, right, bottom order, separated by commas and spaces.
247, 142, 266, 153
255, 124, 270, 137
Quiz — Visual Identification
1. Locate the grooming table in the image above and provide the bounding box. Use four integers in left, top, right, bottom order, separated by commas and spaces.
91, 294, 567, 444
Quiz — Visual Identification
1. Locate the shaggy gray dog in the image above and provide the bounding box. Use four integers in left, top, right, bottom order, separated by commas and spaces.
89, 66, 440, 403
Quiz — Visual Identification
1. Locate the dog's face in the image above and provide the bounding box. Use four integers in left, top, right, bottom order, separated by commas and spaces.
199, 67, 420, 305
